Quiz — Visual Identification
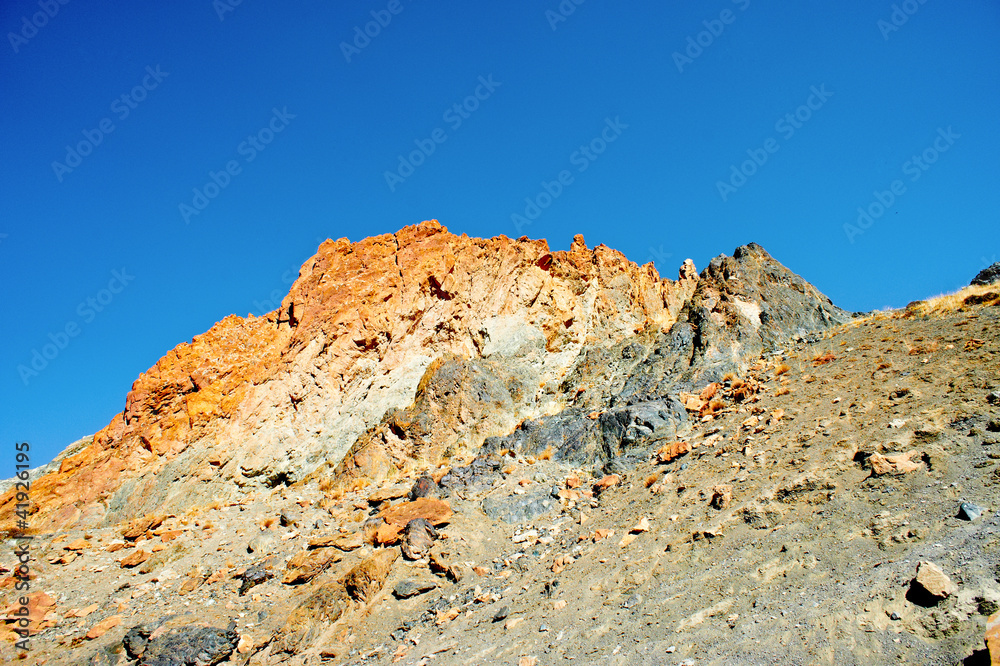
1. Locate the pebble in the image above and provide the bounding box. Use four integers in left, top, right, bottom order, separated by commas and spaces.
493, 606, 510, 623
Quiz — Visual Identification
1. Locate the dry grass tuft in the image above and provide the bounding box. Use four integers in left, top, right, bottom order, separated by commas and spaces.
318, 478, 333, 492
775, 387, 791, 397
644, 474, 660, 488
774, 363, 791, 376
538, 446, 555, 461
904, 284, 1000, 317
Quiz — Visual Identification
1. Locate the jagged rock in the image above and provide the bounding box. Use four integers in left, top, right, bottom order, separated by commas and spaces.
86, 615, 122, 639
409, 475, 438, 500
137, 623, 238, 666
972, 262, 1000, 286
343, 548, 398, 602
986, 611, 1000, 664
868, 451, 924, 476
711, 485, 733, 510
393, 579, 438, 599
238, 563, 273, 596
911, 561, 956, 604
282, 548, 341, 585
401, 518, 438, 560
119, 550, 150, 568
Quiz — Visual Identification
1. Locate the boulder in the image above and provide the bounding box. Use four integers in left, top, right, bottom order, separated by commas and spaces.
343, 548, 398, 602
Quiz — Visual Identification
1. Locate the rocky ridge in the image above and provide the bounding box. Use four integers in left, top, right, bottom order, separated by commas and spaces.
3, 223, 998, 664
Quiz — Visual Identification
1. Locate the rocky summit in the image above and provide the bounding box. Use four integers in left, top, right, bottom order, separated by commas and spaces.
2, 221, 999, 665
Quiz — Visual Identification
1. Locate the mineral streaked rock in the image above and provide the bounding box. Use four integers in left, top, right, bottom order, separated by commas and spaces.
0, 223, 850, 536
2, 221, 700, 533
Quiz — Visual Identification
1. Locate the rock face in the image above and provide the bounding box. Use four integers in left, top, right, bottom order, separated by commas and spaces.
0, 222, 851, 535
972, 262, 1000, 286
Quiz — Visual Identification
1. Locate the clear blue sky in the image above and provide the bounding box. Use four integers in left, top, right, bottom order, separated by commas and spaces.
2, 1, 998, 466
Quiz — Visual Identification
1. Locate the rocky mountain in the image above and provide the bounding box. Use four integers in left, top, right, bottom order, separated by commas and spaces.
2, 222, 998, 665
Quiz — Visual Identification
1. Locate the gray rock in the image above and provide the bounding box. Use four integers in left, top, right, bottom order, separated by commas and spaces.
492, 606, 510, 622
393, 579, 438, 599
958, 502, 983, 521
988, 390, 1000, 405
482, 487, 557, 524
971, 262, 1000, 286
247, 532, 276, 555
238, 563, 272, 596
138, 624, 239, 666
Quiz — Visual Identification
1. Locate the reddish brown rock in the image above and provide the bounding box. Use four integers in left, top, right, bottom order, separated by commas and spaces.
986, 611, 1000, 665
593, 475, 621, 494
656, 441, 692, 463
2, 591, 57, 635
86, 614, 122, 640
343, 548, 399, 602
119, 549, 150, 568
378, 497, 452, 528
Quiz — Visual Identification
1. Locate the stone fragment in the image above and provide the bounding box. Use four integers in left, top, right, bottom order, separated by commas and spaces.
367, 484, 410, 505
379, 497, 452, 528
282, 548, 341, 585
401, 518, 438, 560
86, 615, 122, 640
247, 531, 276, 554
65, 537, 91, 551
868, 451, 923, 476
238, 563, 273, 596
985, 611, 1000, 665
409, 475, 439, 500
913, 561, 955, 602
308, 531, 364, 551
393, 579, 438, 599
343, 548, 398, 602
493, 606, 510, 623
122, 515, 167, 541
958, 502, 984, 521
656, 441, 692, 464
593, 475, 620, 494
711, 485, 733, 510
630, 516, 651, 533
119, 549, 150, 568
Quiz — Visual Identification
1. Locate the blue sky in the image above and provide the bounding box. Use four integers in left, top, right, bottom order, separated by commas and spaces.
2, 0, 998, 466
